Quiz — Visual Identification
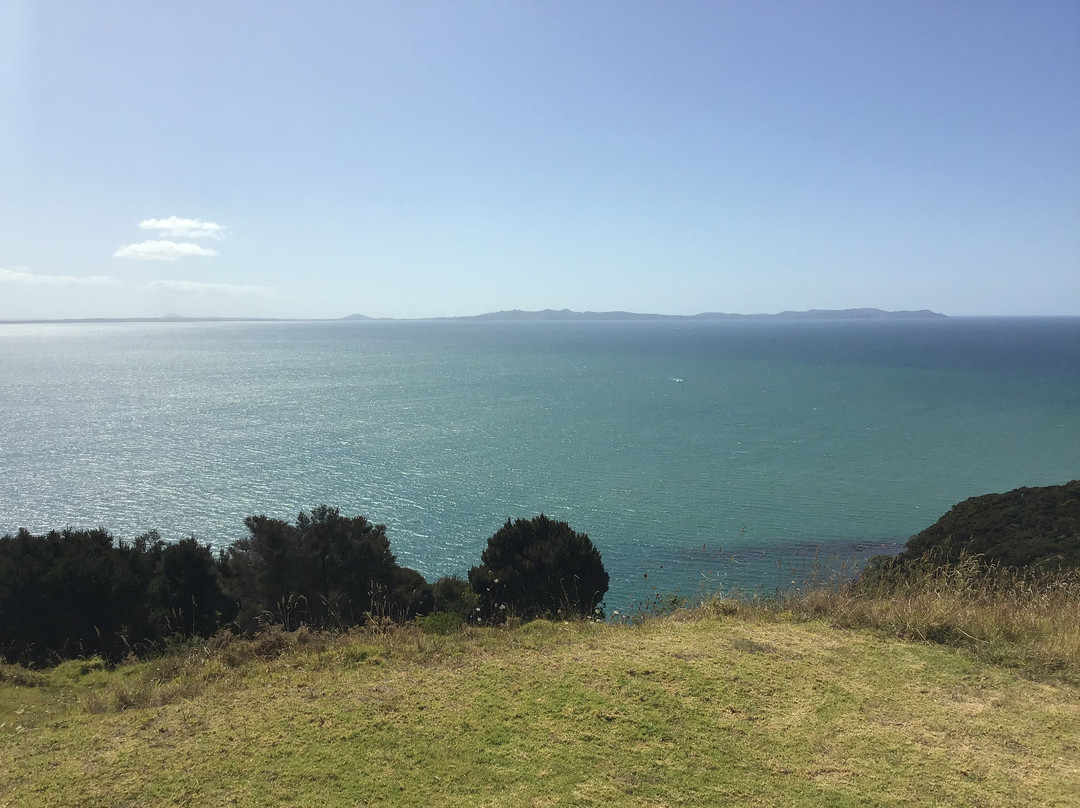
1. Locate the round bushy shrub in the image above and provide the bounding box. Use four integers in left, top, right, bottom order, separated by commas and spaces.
468, 515, 608, 620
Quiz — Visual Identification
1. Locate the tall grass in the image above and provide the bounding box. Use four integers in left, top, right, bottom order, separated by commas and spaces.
722, 552, 1080, 684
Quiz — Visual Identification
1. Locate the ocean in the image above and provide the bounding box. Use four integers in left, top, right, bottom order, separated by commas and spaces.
2, 317, 1077, 609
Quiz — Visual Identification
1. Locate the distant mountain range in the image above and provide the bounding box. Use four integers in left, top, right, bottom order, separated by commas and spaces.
2, 308, 947, 326
344, 308, 947, 322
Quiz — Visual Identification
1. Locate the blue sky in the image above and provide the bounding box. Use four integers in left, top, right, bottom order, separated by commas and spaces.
2, 1, 1078, 319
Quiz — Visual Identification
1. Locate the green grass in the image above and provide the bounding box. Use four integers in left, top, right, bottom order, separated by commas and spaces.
3, 610, 1079, 807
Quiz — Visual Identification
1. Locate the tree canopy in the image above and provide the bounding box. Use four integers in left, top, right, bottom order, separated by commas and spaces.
468, 514, 608, 620
0, 528, 235, 665
226, 505, 431, 629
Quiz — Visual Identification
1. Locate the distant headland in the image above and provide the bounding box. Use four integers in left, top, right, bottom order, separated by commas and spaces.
429, 307, 948, 322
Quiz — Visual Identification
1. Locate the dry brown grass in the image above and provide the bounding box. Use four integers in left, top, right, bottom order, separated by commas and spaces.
710, 553, 1080, 684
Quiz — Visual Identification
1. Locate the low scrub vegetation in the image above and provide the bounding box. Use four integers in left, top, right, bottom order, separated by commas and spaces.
0, 529, 236, 665
898, 479, 1080, 568
0, 510, 607, 666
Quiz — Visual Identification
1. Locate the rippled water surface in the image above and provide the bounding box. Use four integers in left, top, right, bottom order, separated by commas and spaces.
3, 318, 1078, 607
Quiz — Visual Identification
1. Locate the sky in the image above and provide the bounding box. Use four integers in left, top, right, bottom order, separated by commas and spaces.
1, 1, 1078, 320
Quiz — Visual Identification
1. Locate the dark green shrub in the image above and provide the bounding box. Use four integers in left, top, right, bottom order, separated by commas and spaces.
384, 566, 434, 620
0, 528, 233, 665
468, 514, 608, 621
432, 575, 477, 619
154, 537, 237, 637
225, 505, 430, 630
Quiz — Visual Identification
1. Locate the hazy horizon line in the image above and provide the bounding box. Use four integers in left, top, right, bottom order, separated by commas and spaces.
5, 307, 1080, 325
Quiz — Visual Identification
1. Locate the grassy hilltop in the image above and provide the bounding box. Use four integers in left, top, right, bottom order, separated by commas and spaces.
3, 581, 1079, 807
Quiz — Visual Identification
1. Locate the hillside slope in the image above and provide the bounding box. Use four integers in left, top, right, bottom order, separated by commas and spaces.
2, 616, 1077, 807
901, 480, 1080, 568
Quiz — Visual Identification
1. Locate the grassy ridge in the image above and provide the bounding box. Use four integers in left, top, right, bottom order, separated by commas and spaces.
3, 599, 1079, 807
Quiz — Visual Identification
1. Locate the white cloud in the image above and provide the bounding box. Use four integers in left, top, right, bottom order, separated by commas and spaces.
113, 241, 219, 261
0, 267, 120, 286
139, 217, 225, 240
143, 279, 277, 298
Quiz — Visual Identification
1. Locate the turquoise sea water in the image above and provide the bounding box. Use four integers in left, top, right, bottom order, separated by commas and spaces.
2, 318, 1078, 609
